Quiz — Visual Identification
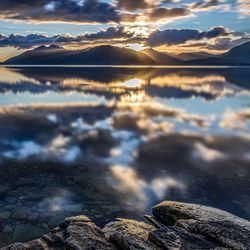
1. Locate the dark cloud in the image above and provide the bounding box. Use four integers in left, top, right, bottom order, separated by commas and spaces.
191, 0, 221, 10
0, 33, 58, 49
149, 7, 190, 20
0, 0, 120, 23
84, 26, 135, 40
0, 26, 141, 49
116, 0, 150, 11
147, 27, 229, 47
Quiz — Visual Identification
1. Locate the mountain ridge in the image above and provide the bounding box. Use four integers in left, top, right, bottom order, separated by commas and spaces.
3, 42, 250, 65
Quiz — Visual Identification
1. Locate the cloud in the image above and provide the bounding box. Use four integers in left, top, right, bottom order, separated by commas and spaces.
0, 0, 120, 24
0, 26, 141, 48
206, 36, 250, 51
147, 26, 229, 47
191, 0, 221, 10
237, 0, 250, 16
149, 7, 190, 20
84, 26, 135, 40
192, 142, 225, 162
0, 33, 59, 49
117, 0, 150, 11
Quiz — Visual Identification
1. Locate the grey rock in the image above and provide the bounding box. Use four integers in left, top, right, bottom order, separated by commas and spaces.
2, 201, 250, 250
3, 215, 113, 250
103, 218, 158, 250
153, 201, 250, 250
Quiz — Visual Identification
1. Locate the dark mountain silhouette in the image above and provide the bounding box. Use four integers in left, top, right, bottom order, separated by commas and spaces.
4, 45, 156, 65
185, 42, 250, 65
3, 42, 250, 66
175, 52, 217, 61
141, 48, 181, 65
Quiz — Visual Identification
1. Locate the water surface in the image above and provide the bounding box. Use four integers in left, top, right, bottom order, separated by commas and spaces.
0, 66, 249, 246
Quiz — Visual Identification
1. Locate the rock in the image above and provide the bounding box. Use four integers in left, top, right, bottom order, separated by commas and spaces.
104, 205, 120, 213
2, 215, 113, 250
2, 201, 250, 250
149, 226, 217, 249
152, 201, 250, 250
103, 218, 157, 249
48, 214, 68, 228
2, 225, 14, 234
64, 204, 82, 213
0, 234, 11, 249
0, 212, 10, 220
5, 197, 17, 204
62, 215, 114, 250
13, 224, 44, 242
12, 208, 30, 219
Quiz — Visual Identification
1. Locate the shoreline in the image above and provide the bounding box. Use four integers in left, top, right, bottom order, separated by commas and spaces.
2, 201, 250, 250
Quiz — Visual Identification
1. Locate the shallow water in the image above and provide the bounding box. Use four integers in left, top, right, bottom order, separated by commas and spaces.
0, 66, 249, 246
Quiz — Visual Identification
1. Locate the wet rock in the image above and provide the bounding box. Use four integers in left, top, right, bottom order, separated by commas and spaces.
13, 224, 45, 242
12, 208, 30, 219
0, 212, 10, 220
48, 214, 68, 228
2, 225, 14, 234
5, 198, 17, 204
64, 204, 82, 213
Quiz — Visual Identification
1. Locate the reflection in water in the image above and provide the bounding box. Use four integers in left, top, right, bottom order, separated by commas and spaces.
0, 66, 249, 245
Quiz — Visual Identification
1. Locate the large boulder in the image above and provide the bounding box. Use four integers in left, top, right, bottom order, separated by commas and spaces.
152, 201, 250, 250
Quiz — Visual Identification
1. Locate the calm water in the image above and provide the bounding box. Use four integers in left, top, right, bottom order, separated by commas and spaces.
0, 66, 250, 245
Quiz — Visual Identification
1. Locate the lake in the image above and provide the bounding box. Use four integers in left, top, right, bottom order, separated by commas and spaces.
0, 66, 249, 246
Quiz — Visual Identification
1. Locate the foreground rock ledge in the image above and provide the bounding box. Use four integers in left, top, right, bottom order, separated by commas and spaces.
2, 201, 250, 250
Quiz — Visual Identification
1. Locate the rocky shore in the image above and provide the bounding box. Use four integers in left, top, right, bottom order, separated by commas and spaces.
1, 201, 250, 250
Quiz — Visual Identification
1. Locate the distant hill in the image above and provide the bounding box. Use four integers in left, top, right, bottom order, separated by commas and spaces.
4, 42, 250, 66
141, 48, 181, 65
174, 52, 217, 61
4, 45, 156, 65
185, 42, 250, 65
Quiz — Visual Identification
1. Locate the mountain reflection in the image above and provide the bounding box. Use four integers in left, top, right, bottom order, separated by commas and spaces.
0, 66, 249, 245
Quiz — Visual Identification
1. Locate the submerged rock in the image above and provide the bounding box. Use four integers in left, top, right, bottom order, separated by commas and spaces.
2, 201, 250, 250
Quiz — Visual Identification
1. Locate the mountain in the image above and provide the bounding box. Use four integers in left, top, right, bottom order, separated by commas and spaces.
175, 52, 217, 61
4, 45, 156, 65
222, 41, 250, 65
4, 42, 250, 66
185, 42, 250, 65
141, 48, 181, 65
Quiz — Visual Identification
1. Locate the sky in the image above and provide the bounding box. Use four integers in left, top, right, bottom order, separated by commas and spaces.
0, 0, 250, 61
